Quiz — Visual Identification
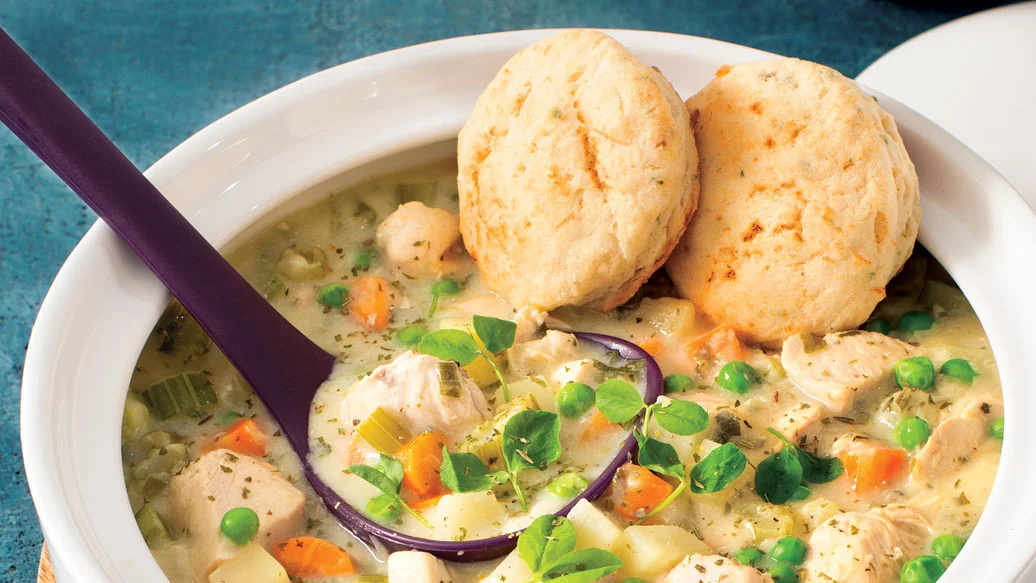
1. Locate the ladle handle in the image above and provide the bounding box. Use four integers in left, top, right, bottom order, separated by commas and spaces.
0, 28, 334, 445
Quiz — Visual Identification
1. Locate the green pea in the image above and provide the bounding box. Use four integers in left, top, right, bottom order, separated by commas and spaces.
864, 319, 891, 335
396, 324, 429, 347
547, 472, 589, 498
895, 356, 936, 391
769, 537, 808, 565
220, 507, 259, 545
900, 555, 946, 583
991, 417, 1005, 439
317, 283, 350, 308
790, 484, 811, 501
732, 547, 764, 567
556, 382, 595, 418
352, 250, 373, 272
939, 358, 977, 384
894, 417, 931, 450
430, 278, 462, 297
716, 361, 760, 394
768, 562, 799, 583
664, 374, 695, 394
897, 310, 934, 332
931, 533, 965, 563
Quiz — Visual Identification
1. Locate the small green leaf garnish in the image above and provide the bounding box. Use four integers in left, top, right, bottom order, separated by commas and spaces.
517, 515, 623, 583
348, 454, 431, 528
754, 429, 843, 503
417, 315, 517, 400
595, 379, 645, 423
439, 447, 507, 493
502, 410, 562, 511
688, 442, 746, 493
428, 278, 462, 317
653, 399, 709, 436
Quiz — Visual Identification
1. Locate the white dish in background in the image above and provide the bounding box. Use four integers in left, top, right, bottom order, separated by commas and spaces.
858, 1, 1036, 205
20, 29, 1036, 582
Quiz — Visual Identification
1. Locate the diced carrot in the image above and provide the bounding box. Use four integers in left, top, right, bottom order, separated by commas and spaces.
838, 446, 908, 493
400, 432, 447, 500
582, 409, 621, 442
611, 463, 674, 522
350, 275, 394, 331
639, 336, 665, 356
271, 536, 355, 577
687, 325, 743, 362
206, 418, 267, 457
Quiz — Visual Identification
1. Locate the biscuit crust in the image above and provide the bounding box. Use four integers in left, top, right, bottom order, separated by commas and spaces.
458, 30, 699, 312
666, 59, 920, 346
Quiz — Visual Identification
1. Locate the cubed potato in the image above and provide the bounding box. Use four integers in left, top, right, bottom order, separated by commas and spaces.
635, 297, 697, 337
614, 525, 711, 579
431, 491, 506, 541
481, 549, 534, 583
567, 499, 623, 551
387, 551, 454, 583
793, 497, 842, 535
207, 544, 288, 583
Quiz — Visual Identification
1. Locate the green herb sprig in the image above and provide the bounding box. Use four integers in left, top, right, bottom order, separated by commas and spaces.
595, 380, 745, 520
517, 515, 623, 583
347, 454, 432, 528
438, 410, 561, 512
418, 315, 517, 400
428, 278, 462, 317
754, 428, 844, 504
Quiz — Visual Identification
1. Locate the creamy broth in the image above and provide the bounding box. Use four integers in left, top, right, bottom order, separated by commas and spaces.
122, 160, 1002, 583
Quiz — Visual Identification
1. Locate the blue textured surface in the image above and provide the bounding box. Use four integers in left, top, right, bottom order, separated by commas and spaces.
0, 0, 1016, 579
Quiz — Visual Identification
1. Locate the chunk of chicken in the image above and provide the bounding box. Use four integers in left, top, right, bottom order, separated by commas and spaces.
387, 550, 454, 583
914, 397, 1001, 479
663, 554, 774, 583
774, 401, 823, 448
508, 330, 582, 378
169, 450, 306, 579
802, 506, 930, 583
336, 352, 491, 445
781, 331, 916, 415
376, 201, 465, 277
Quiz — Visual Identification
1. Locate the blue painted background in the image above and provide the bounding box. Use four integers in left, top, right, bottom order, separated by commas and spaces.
0, 0, 1016, 578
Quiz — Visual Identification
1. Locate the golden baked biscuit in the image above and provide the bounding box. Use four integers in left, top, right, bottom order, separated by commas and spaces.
458, 30, 698, 312
666, 58, 921, 346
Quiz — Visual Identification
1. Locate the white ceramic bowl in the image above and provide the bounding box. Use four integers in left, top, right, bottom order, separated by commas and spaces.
21, 30, 1036, 582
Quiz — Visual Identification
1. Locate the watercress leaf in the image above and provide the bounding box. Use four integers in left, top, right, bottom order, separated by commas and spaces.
653, 398, 710, 436
375, 454, 404, 490
540, 548, 623, 583
689, 442, 746, 493
503, 410, 562, 473
364, 493, 402, 522
517, 514, 577, 574
472, 314, 517, 354
417, 329, 480, 366
636, 435, 685, 479
595, 379, 645, 423
347, 463, 397, 496
796, 448, 845, 484
440, 448, 499, 493
754, 448, 803, 504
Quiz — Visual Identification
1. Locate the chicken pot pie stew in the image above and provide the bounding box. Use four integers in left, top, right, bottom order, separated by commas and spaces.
122, 32, 1002, 583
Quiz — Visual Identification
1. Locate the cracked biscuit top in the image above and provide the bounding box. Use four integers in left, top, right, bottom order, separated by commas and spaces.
457, 29, 698, 312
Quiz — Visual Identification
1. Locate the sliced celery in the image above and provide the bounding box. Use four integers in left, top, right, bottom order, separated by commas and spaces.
140, 372, 218, 420
438, 362, 464, 398
135, 504, 170, 548
356, 407, 412, 454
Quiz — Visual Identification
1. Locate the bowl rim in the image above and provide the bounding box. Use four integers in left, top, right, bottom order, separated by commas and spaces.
20, 28, 1036, 582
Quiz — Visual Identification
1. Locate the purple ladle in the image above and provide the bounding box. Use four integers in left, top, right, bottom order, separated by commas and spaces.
0, 29, 662, 562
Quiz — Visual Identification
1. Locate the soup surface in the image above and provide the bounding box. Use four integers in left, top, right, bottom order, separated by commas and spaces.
122, 160, 1003, 583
